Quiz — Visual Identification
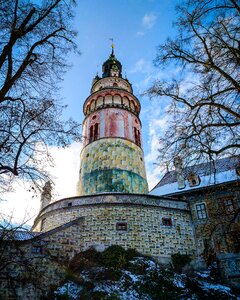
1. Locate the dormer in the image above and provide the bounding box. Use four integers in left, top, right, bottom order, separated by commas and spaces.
187, 172, 201, 187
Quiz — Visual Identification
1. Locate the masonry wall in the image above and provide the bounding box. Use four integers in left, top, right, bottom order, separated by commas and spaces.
0, 219, 86, 300
32, 194, 196, 263
188, 185, 240, 255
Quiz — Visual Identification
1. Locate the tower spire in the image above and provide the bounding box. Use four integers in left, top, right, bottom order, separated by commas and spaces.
109, 38, 114, 55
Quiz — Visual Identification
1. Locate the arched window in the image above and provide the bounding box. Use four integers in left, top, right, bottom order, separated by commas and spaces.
105, 94, 112, 105
89, 125, 93, 142
96, 96, 104, 108
122, 96, 129, 107
86, 104, 90, 114
90, 100, 95, 111
94, 123, 99, 141
113, 95, 121, 105
89, 123, 99, 142
130, 100, 135, 111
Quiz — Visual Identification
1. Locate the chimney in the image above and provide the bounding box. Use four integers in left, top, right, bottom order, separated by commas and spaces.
40, 181, 52, 210
174, 156, 185, 189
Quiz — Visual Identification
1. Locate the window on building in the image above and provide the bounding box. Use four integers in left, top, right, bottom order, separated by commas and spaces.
89, 125, 93, 142
116, 222, 128, 231
68, 202, 72, 207
196, 203, 207, 219
223, 198, 234, 214
187, 173, 200, 187
162, 217, 172, 227
134, 127, 141, 147
93, 123, 99, 141
32, 246, 43, 254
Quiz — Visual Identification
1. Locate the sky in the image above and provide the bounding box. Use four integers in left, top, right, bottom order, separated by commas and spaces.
0, 0, 180, 226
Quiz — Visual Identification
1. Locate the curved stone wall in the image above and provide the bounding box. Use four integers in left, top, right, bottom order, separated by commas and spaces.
77, 138, 148, 195
91, 77, 133, 94
83, 89, 140, 116
32, 194, 196, 262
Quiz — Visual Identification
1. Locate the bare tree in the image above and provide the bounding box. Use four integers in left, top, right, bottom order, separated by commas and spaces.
0, 218, 65, 298
147, 0, 240, 169
0, 0, 81, 192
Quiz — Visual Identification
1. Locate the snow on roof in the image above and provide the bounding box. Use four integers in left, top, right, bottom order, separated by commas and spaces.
150, 156, 239, 197
0, 229, 40, 241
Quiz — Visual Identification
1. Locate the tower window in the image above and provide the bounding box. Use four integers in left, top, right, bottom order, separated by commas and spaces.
134, 127, 141, 147
196, 203, 207, 219
93, 123, 99, 141
116, 222, 128, 231
89, 125, 94, 142
68, 202, 72, 207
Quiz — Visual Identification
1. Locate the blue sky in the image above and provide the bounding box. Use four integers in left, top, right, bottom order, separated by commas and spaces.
1, 0, 180, 225
61, 0, 179, 183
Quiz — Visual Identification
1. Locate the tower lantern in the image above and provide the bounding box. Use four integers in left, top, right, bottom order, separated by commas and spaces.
77, 48, 148, 195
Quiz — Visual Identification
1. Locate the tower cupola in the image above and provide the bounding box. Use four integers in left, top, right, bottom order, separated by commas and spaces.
102, 46, 122, 78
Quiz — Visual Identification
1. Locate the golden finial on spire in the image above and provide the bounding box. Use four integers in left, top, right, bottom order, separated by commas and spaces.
109, 38, 114, 54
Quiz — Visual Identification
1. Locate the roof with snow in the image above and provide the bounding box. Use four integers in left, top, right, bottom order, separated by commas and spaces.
0, 229, 40, 241
150, 156, 240, 197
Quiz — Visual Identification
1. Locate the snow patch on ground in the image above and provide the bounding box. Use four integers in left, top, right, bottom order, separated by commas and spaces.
122, 270, 142, 283
200, 281, 232, 294
173, 274, 185, 288
54, 281, 82, 299
196, 271, 210, 278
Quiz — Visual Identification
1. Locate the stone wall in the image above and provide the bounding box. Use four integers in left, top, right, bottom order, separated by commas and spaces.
0, 218, 85, 300
188, 186, 240, 255
32, 194, 195, 263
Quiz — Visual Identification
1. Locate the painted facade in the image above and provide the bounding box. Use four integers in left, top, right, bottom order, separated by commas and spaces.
32, 194, 196, 262
77, 48, 148, 195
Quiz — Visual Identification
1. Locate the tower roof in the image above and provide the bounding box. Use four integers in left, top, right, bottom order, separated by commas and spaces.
102, 46, 122, 78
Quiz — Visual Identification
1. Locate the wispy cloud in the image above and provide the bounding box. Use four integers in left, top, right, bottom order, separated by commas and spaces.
0, 142, 82, 226
142, 13, 157, 29
130, 58, 152, 74
144, 110, 169, 189
136, 31, 144, 37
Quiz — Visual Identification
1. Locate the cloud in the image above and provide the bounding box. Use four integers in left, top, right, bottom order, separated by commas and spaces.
0, 142, 82, 226
141, 101, 170, 190
136, 31, 144, 37
46, 141, 82, 199
130, 58, 152, 74
142, 13, 157, 29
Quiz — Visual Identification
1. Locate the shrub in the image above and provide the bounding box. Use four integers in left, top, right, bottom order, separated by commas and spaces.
68, 247, 101, 272
171, 253, 191, 273
100, 245, 127, 269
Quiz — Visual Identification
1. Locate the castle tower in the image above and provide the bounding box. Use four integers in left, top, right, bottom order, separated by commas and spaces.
77, 46, 148, 195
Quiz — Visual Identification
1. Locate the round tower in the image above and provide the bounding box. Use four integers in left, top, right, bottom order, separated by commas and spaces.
77, 46, 148, 195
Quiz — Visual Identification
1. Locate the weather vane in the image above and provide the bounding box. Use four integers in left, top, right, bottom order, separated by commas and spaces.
109, 38, 114, 53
